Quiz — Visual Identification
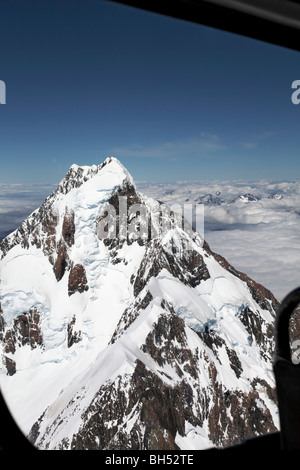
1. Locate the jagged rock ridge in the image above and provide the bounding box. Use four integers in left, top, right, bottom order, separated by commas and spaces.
0, 157, 279, 450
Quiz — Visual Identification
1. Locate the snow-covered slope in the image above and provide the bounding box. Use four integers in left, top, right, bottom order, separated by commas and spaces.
0, 157, 279, 449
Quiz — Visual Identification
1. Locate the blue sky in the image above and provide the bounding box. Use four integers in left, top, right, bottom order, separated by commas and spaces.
1, 0, 300, 185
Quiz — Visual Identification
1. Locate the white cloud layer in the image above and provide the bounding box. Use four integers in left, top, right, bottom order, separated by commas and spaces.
0, 184, 55, 240
140, 179, 300, 300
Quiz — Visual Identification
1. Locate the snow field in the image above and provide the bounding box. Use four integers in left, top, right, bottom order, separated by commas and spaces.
0, 158, 280, 448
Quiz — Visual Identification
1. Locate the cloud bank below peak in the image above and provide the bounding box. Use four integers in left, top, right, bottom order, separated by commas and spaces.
140, 178, 300, 300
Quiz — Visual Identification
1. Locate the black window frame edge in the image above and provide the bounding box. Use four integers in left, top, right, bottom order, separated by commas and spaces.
107, 0, 300, 52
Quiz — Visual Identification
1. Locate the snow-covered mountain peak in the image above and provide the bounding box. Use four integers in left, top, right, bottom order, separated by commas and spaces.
54, 156, 136, 197
0, 157, 280, 450
0, 156, 140, 261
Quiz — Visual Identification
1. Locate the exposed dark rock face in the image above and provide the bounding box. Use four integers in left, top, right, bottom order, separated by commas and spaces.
40, 208, 59, 264
131, 239, 210, 298
239, 306, 274, 360
163, 244, 210, 288
52, 209, 75, 281
5, 356, 16, 376
68, 264, 89, 296
53, 242, 69, 282
207, 380, 277, 447
99, 181, 146, 252
39, 359, 188, 451
110, 290, 153, 344
62, 209, 75, 248
7, 308, 43, 351
34, 309, 278, 450
1, 308, 43, 375
198, 329, 243, 378
17, 309, 43, 349
141, 310, 198, 378
0, 302, 5, 342
67, 316, 82, 348
290, 306, 300, 361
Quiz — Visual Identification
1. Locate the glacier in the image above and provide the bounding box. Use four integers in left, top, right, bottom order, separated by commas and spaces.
0, 157, 280, 450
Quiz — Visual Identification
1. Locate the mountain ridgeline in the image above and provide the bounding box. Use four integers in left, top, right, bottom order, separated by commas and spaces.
0, 157, 280, 449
